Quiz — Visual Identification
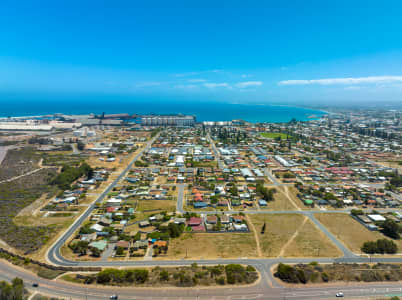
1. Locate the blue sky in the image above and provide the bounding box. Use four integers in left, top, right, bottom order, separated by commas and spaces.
1, 0, 402, 106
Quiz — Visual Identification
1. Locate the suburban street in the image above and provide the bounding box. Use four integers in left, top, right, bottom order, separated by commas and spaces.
0, 132, 399, 299
1, 2, 401, 299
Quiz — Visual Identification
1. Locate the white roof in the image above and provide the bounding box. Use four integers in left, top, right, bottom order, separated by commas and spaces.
368, 214, 386, 222
234, 224, 248, 230
107, 198, 122, 203
64, 196, 77, 202
90, 224, 104, 232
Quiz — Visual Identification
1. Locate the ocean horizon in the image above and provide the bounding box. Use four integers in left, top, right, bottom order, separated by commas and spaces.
0, 99, 326, 123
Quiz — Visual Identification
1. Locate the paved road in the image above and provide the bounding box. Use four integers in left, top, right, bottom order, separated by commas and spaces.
264, 168, 284, 186
1, 259, 402, 300
207, 133, 225, 170
34, 130, 402, 298
307, 212, 356, 258
47, 133, 160, 266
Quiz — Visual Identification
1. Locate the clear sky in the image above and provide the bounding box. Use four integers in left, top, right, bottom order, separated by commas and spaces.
1, 0, 402, 106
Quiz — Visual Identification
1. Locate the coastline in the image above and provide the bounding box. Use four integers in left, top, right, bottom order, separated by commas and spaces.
0, 102, 327, 123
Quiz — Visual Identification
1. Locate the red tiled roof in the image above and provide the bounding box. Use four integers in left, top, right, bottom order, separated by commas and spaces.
187, 217, 202, 226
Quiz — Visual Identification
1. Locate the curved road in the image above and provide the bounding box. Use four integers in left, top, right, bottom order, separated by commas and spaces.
2, 131, 399, 299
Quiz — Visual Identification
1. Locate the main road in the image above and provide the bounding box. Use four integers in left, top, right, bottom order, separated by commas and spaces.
1, 258, 402, 300
2, 131, 399, 299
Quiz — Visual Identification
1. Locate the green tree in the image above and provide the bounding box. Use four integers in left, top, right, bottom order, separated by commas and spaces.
115, 246, 125, 256
91, 247, 101, 257
383, 219, 401, 239
0, 277, 25, 300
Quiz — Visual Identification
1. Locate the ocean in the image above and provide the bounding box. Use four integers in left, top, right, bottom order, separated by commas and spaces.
0, 99, 326, 123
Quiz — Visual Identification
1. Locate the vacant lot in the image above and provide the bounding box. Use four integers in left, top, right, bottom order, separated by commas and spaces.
283, 219, 342, 258
0, 168, 59, 254
250, 214, 303, 257
137, 199, 176, 212
249, 214, 341, 257
286, 186, 310, 210
0, 147, 41, 181
163, 233, 258, 259
315, 213, 402, 253
265, 188, 299, 210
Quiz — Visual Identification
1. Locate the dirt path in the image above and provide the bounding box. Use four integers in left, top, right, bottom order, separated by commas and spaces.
0, 167, 45, 184
280, 186, 301, 211
0, 159, 54, 184
246, 215, 262, 257
277, 216, 308, 257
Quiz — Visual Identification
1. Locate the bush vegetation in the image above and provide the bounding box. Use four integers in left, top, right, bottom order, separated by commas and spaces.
0, 168, 59, 253
64, 264, 258, 287
256, 183, 276, 202
51, 162, 93, 190
275, 263, 401, 284
361, 239, 398, 254
0, 277, 26, 300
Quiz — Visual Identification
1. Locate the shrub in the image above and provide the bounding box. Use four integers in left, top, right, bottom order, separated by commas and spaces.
382, 219, 401, 239
351, 209, 364, 216
321, 272, 329, 282
275, 263, 299, 283
246, 265, 256, 272
159, 270, 169, 281
361, 239, 398, 254
115, 247, 124, 256
96, 269, 148, 285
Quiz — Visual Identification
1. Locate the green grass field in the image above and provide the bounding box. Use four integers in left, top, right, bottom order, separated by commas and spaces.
260, 132, 290, 139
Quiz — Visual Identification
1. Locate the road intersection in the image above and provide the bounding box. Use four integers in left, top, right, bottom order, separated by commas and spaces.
1, 132, 401, 299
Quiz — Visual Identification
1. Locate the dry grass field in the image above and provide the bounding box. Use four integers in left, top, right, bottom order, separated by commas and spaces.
250, 214, 305, 257
161, 233, 258, 259
315, 213, 402, 253
249, 214, 341, 257
287, 186, 310, 210
136, 199, 176, 212
282, 219, 342, 257
265, 188, 299, 210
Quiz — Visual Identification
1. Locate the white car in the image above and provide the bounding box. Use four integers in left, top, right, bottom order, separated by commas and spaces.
336, 292, 344, 297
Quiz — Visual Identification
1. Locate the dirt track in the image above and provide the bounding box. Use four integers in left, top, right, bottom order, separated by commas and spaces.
0, 145, 14, 165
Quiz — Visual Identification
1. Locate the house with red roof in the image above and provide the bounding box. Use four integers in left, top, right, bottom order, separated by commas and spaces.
187, 217, 202, 226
